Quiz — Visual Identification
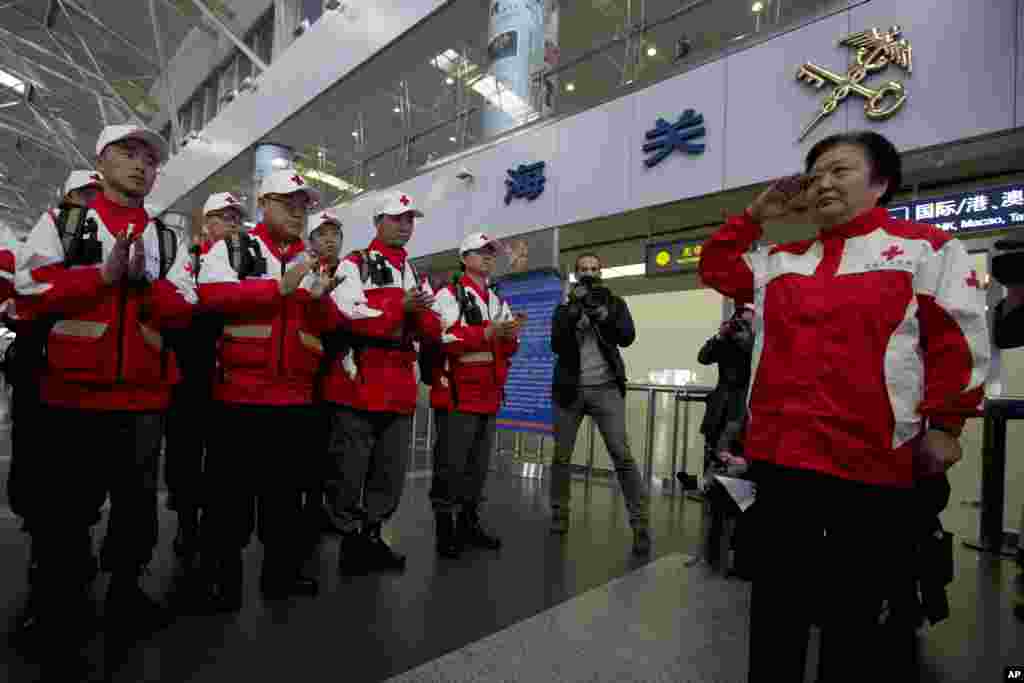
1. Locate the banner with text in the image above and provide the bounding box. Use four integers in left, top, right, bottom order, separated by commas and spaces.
888, 183, 1024, 236
494, 268, 562, 435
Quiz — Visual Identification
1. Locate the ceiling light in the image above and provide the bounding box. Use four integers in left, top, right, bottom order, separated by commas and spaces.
393, 106, 401, 113
370, 172, 376, 177
647, 46, 657, 57
566, 82, 575, 92
0, 68, 26, 95
751, 1, 764, 12
446, 77, 455, 85
567, 263, 645, 282
430, 50, 538, 125
449, 136, 457, 142
302, 168, 364, 195
351, 131, 358, 137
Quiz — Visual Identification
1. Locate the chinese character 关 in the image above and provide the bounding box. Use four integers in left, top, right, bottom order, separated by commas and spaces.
642, 109, 706, 168
504, 161, 547, 205
915, 203, 935, 221
1001, 189, 1024, 208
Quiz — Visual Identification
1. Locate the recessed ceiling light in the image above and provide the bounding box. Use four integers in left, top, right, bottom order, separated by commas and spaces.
393, 106, 401, 113
647, 46, 657, 57
449, 136, 457, 142
566, 82, 575, 92
751, 1, 764, 12
446, 77, 455, 85
351, 131, 358, 137
370, 172, 376, 177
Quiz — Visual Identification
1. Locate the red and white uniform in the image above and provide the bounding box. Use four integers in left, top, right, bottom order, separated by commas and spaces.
699, 206, 990, 488
0, 224, 20, 304
433, 275, 518, 415
323, 239, 438, 415
15, 193, 196, 411
197, 224, 340, 406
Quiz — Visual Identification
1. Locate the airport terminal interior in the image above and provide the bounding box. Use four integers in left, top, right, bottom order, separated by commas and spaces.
1, 0, 1024, 681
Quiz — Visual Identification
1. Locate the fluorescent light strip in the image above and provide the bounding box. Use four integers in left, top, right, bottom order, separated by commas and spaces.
302, 168, 364, 195
0, 68, 25, 95
568, 263, 646, 282
431, 50, 539, 126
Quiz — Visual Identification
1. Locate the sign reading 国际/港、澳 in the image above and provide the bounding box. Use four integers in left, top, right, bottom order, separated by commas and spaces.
888, 184, 1024, 236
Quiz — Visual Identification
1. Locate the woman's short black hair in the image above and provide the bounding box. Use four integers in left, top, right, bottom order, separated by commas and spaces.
804, 130, 902, 206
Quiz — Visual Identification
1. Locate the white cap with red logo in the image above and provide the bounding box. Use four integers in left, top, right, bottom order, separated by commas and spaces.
306, 208, 343, 238
459, 231, 501, 256
373, 190, 423, 220
63, 170, 103, 197
258, 169, 321, 204
95, 124, 168, 164
203, 192, 246, 217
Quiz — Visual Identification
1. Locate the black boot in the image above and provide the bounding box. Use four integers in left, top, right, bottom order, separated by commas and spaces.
105, 570, 172, 640
173, 506, 200, 561
362, 523, 406, 572
459, 506, 501, 551
434, 509, 462, 559
338, 529, 369, 577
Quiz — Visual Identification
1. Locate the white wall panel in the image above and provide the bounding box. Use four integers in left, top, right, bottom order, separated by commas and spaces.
459, 124, 560, 243
554, 96, 635, 226
851, 0, 1016, 152
631, 60, 727, 208
147, 0, 447, 215
724, 11, 851, 188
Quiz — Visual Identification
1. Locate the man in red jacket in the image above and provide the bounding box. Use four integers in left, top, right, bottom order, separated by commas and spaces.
429, 232, 521, 558
699, 131, 990, 681
323, 190, 437, 575
196, 169, 338, 611
16, 125, 195, 648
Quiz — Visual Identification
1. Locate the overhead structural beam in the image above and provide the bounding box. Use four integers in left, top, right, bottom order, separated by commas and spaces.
56, 0, 160, 69
0, 26, 116, 88
55, 0, 145, 127
149, 0, 182, 153
184, 0, 269, 73
44, 0, 60, 27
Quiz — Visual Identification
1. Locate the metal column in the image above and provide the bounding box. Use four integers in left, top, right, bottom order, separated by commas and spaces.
643, 388, 656, 482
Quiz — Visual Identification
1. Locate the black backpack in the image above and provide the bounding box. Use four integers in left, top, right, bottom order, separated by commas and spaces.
224, 231, 267, 279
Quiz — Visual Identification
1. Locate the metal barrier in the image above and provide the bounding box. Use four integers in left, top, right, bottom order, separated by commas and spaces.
963, 394, 1024, 558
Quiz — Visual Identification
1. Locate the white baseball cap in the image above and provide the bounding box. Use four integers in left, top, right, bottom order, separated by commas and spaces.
307, 208, 343, 238
203, 192, 246, 217
63, 170, 103, 197
96, 124, 168, 164
459, 231, 501, 256
373, 190, 423, 220
258, 169, 321, 204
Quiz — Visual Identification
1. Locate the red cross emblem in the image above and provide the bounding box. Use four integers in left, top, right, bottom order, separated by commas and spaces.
184, 262, 194, 275
965, 270, 981, 289
399, 195, 410, 206
291, 174, 304, 186
881, 245, 904, 261
225, 194, 238, 204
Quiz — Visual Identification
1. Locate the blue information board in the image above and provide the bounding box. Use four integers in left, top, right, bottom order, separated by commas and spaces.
887, 182, 1024, 236
494, 268, 563, 435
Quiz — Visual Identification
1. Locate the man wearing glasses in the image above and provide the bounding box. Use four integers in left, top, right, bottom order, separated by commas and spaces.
196, 169, 338, 611
162, 193, 246, 570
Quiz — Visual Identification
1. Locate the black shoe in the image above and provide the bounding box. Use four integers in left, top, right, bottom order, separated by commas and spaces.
434, 510, 462, 559
105, 576, 171, 640
459, 507, 501, 551
338, 531, 369, 576
363, 524, 406, 572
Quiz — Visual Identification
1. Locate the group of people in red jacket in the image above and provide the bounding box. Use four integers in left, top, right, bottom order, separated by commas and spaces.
1, 124, 523, 668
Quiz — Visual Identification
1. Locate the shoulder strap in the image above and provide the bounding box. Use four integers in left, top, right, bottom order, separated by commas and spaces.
346, 249, 370, 284
154, 219, 177, 279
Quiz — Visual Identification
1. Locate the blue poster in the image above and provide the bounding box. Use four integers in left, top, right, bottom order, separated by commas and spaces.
494, 268, 562, 434
887, 183, 1024, 236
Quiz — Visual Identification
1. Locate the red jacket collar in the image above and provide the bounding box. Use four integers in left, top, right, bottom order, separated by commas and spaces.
252, 223, 305, 263
817, 206, 891, 240
369, 238, 407, 271
91, 192, 148, 239
459, 273, 490, 303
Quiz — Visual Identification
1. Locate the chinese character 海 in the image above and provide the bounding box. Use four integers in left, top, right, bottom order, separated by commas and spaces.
963, 194, 990, 214
934, 200, 957, 218
504, 161, 547, 205
1001, 189, 1024, 208
642, 109, 706, 168
915, 203, 935, 221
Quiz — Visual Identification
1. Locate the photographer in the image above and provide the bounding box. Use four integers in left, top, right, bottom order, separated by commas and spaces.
550, 253, 651, 556
693, 303, 755, 480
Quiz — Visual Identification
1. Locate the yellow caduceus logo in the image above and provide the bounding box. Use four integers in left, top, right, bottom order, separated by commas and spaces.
655, 250, 671, 267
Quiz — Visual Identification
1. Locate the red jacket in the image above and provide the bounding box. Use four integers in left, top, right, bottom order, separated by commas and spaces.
322, 239, 437, 415
699, 206, 990, 487
0, 226, 17, 304
197, 224, 340, 406
16, 194, 196, 411
432, 275, 518, 415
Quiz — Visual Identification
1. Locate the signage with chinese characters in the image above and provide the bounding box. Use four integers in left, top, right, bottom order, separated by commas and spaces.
887, 184, 1024, 236
645, 237, 705, 276
642, 109, 706, 168
505, 161, 547, 205
795, 25, 912, 142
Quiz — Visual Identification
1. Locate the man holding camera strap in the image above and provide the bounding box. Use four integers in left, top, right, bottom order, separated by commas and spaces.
429, 232, 522, 559
550, 253, 651, 556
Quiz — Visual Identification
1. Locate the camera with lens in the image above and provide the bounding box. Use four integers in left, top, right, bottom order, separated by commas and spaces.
57, 203, 102, 267
571, 274, 612, 317
992, 240, 1024, 287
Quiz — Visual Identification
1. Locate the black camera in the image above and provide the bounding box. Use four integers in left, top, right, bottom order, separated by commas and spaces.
992, 240, 1024, 287
57, 204, 102, 267
572, 275, 611, 314
367, 253, 394, 287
